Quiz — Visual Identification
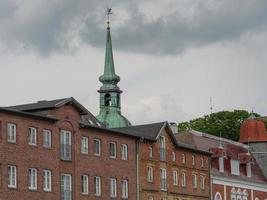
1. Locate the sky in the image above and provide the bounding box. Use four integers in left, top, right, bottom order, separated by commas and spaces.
0, 0, 267, 125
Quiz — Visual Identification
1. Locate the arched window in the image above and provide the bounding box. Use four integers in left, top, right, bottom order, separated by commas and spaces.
231, 187, 237, 200
104, 94, 111, 106
215, 192, 222, 200
236, 188, 242, 200
181, 172, 186, 187
242, 190, 248, 200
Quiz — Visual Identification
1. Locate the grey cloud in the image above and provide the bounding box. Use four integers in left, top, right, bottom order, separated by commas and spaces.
0, 0, 267, 55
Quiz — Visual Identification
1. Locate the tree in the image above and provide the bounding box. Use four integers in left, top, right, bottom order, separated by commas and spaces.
178, 110, 261, 141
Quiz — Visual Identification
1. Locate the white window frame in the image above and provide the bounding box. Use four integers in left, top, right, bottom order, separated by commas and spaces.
231, 159, 240, 176
93, 139, 101, 156
43, 129, 52, 148
81, 137, 88, 154
81, 175, 89, 195
110, 178, 117, 198
110, 142, 117, 159
173, 170, 178, 186
172, 151, 176, 162
192, 155, 195, 166
94, 176, 101, 196
121, 144, 128, 160
200, 175, 205, 190
219, 156, 224, 173
7, 123, 16, 143
8, 165, 17, 188
43, 169, 52, 192
160, 168, 167, 190
28, 168, 37, 190
60, 130, 72, 160
147, 166, 154, 182
181, 172, 186, 187
28, 127, 37, 146
246, 162, 252, 178
192, 173, 197, 189
61, 174, 72, 200
149, 146, 153, 158
182, 153, 186, 164
122, 179, 128, 199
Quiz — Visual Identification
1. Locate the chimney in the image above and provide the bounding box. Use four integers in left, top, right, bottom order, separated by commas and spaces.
169, 122, 178, 134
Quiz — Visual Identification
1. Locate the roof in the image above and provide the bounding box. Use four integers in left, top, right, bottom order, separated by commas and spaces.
5, 97, 89, 115
116, 122, 211, 155
175, 130, 267, 184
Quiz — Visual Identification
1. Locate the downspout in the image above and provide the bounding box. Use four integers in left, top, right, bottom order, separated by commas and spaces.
136, 138, 141, 200
209, 156, 212, 200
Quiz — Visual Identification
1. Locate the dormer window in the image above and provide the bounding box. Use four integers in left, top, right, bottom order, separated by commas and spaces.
230, 159, 240, 176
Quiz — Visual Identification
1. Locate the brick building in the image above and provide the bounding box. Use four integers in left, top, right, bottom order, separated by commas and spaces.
118, 122, 211, 200
0, 98, 138, 199
176, 122, 267, 200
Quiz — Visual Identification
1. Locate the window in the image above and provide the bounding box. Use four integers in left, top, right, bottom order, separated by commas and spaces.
149, 146, 153, 158
173, 170, 178, 186
201, 156, 204, 167
8, 165, 16, 188
181, 172, 186, 187
93, 139, 101, 156
192, 155, 195, 166
28, 127, 37, 146
160, 168, 167, 190
110, 178, 117, 198
161, 197, 167, 200
7, 123, 16, 143
246, 162, 251, 178
230, 159, 240, 175
28, 168, 37, 190
110, 142, 116, 158
121, 144, 128, 160
43, 129, 52, 148
148, 196, 154, 200
218, 156, 224, 173
159, 136, 166, 161
43, 170, 52, 192
147, 166, 153, 182
61, 174, 72, 200
200, 175, 205, 190
231, 188, 237, 200
94, 176, 101, 196
215, 192, 222, 200
122, 179, 128, 199
81, 175, 88, 194
182, 153, 186, 164
192, 174, 197, 189
172, 152, 176, 162
61, 130, 72, 160
81, 137, 88, 154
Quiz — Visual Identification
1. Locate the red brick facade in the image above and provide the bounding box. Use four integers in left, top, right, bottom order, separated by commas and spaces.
0, 104, 137, 199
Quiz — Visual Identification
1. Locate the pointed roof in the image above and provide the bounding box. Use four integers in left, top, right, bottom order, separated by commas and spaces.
99, 27, 120, 84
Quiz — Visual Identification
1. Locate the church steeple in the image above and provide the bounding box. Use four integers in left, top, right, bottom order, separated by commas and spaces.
96, 9, 131, 128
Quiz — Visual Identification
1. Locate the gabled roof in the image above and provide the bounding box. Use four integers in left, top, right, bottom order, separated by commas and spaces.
5, 97, 89, 115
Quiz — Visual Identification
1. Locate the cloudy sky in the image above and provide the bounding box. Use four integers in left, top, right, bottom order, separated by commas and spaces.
0, 0, 267, 125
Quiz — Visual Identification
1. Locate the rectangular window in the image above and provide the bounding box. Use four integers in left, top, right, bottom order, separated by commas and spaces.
93, 139, 101, 156
82, 175, 89, 194
159, 136, 166, 161
122, 179, 128, 199
181, 172, 186, 187
147, 166, 153, 182
172, 152, 176, 162
61, 174, 72, 200
219, 157, 224, 173
110, 178, 117, 198
121, 144, 128, 160
28, 127, 37, 146
81, 137, 88, 154
28, 168, 37, 190
201, 157, 204, 168
182, 153, 186, 164
246, 162, 252, 178
94, 176, 101, 196
192, 174, 197, 189
230, 159, 240, 175
192, 155, 195, 166
173, 170, 178, 186
7, 123, 16, 143
110, 142, 116, 158
160, 168, 167, 190
43, 129, 52, 148
60, 130, 72, 160
8, 165, 17, 188
200, 175, 205, 190
149, 146, 153, 158
43, 170, 52, 192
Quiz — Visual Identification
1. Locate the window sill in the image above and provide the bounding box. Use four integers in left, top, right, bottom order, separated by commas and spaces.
8, 186, 17, 190
29, 188, 37, 191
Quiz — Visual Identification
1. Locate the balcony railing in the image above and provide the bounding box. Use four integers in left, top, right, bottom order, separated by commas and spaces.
159, 147, 166, 161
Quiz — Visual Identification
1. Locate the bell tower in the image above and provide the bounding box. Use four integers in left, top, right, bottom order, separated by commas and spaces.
96, 9, 131, 128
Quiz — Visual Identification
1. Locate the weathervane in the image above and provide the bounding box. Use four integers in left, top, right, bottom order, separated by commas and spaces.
106, 8, 113, 28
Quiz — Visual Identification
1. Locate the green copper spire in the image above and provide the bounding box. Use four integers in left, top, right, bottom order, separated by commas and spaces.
96, 10, 131, 128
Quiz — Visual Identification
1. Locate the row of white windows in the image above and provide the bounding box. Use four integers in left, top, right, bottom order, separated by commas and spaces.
7, 165, 129, 200
152, 136, 205, 167
147, 167, 205, 190
81, 137, 128, 160
6, 123, 129, 161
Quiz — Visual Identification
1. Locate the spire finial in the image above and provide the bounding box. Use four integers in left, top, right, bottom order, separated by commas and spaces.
106, 8, 113, 29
